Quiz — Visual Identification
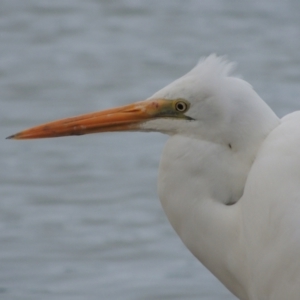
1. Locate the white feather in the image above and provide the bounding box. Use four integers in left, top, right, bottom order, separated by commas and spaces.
142, 55, 300, 299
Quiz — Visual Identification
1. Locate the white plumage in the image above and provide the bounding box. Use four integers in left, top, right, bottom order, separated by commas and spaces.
142, 55, 300, 299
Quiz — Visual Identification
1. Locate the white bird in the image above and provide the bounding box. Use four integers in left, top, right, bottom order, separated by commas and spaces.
8, 55, 300, 299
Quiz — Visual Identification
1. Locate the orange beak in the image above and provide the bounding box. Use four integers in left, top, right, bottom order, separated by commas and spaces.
6, 98, 178, 140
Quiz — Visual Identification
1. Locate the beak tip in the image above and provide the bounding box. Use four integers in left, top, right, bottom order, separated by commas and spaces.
6, 133, 18, 140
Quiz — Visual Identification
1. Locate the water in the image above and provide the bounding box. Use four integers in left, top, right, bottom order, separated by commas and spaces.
1, 1, 300, 299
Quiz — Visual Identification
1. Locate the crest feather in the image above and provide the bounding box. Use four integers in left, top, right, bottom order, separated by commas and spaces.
186, 54, 236, 79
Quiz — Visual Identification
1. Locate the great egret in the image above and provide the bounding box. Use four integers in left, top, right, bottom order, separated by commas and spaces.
7, 55, 300, 299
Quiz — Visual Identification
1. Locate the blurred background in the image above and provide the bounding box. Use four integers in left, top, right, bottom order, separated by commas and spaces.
1, 0, 300, 299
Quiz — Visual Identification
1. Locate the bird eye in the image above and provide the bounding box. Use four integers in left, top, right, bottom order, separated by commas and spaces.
175, 101, 188, 112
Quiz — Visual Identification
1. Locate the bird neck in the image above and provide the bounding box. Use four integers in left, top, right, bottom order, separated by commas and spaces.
158, 101, 280, 298
157, 135, 257, 299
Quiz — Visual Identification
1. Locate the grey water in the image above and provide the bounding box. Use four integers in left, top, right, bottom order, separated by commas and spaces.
1, 1, 300, 299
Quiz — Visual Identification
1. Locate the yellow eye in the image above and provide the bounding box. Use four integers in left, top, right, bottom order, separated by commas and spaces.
175, 101, 188, 112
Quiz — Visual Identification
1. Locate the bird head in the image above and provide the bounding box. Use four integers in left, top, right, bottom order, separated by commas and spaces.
7, 55, 279, 152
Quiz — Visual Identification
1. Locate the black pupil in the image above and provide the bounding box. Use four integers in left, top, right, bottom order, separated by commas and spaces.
177, 103, 185, 111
